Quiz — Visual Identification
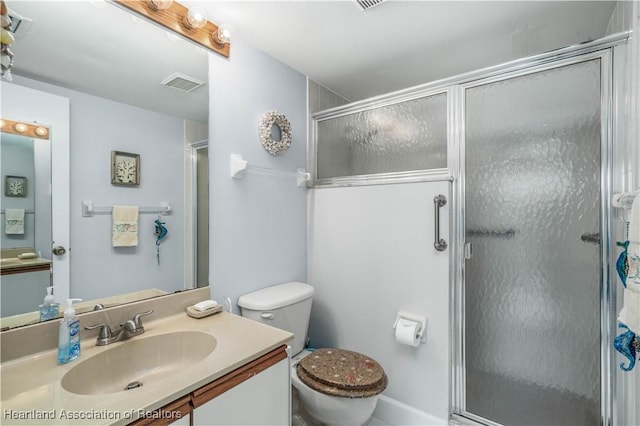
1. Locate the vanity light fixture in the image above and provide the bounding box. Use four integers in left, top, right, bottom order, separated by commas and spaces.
214, 23, 234, 45
1, 118, 50, 139
115, 0, 230, 58
184, 7, 207, 29
146, 0, 173, 10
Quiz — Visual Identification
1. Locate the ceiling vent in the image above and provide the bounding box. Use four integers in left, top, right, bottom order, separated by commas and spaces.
354, 0, 386, 11
7, 9, 32, 39
160, 73, 205, 93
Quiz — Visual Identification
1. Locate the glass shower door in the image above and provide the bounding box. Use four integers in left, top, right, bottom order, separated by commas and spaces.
463, 58, 603, 425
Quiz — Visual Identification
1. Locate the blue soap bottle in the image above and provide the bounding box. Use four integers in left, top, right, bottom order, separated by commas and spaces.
39, 286, 59, 321
57, 298, 83, 365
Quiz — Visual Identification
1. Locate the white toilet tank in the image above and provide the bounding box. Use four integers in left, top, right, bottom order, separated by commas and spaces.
238, 282, 314, 355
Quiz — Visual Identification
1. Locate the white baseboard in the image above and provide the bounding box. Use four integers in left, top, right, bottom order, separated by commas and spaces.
373, 395, 448, 426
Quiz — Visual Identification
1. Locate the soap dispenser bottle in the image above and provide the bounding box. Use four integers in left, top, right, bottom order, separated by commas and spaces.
39, 286, 59, 321
57, 298, 83, 365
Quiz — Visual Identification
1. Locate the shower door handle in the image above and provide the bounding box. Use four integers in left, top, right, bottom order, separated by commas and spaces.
433, 194, 447, 252
580, 232, 600, 244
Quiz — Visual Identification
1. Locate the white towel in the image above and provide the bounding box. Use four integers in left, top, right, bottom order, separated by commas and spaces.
112, 206, 138, 247
618, 194, 640, 334
4, 209, 25, 235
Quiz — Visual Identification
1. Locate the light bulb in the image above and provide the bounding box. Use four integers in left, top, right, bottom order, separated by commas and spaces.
214, 23, 234, 45
35, 126, 48, 137
147, 0, 173, 10
185, 7, 207, 29
14, 123, 27, 133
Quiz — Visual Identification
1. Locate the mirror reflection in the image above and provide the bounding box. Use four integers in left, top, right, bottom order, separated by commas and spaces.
0, 0, 209, 329
1, 128, 52, 320
1, 134, 46, 250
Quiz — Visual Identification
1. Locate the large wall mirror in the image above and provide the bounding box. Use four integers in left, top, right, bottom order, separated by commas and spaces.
0, 0, 209, 329
1, 121, 53, 319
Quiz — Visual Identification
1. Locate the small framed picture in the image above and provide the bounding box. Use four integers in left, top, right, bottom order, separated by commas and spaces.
111, 151, 140, 186
4, 175, 27, 197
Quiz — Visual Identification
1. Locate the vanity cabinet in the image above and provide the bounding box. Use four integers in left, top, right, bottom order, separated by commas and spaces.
129, 345, 289, 426
0, 268, 50, 318
192, 351, 289, 425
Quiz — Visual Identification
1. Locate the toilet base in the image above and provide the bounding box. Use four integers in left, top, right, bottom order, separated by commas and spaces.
294, 388, 375, 426
297, 390, 377, 426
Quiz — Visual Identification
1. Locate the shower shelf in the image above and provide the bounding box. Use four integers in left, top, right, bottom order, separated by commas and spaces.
612, 190, 639, 210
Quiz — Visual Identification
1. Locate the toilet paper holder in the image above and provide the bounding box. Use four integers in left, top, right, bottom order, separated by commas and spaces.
393, 311, 427, 343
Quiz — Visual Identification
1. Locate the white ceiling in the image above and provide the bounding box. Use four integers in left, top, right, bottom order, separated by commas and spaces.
197, 0, 616, 101
8, 1, 616, 121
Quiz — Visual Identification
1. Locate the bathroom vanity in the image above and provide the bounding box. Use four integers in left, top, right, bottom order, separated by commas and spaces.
129, 345, 289, 426
0, 248, 53, 320
0, 293, 293, 426
0, 255, 52, 275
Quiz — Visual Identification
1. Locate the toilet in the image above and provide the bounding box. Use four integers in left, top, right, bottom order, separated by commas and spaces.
238, 282, 387, 426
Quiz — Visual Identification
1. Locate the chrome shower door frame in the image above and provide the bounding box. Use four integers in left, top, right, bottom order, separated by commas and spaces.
310, 87, 454, 188
451, 46, 620, 426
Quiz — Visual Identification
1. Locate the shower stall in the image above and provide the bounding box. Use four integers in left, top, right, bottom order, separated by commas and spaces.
310, 33, 631, 426
460, 54, 607, 426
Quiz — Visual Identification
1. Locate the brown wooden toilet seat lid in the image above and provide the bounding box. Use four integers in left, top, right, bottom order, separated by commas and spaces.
296, 348, 388, 398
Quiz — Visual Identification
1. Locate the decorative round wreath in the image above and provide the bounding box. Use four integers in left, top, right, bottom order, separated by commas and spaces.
259, 110, 292, 155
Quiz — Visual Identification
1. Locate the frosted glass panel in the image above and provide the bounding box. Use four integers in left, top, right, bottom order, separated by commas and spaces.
316, 93, 447, 179
464, 59, 601, 426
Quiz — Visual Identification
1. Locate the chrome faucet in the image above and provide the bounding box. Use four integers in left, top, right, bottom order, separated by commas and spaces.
85, 310, 153, 346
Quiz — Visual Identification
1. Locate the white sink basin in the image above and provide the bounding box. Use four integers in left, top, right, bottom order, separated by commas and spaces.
61, 331, 216, 395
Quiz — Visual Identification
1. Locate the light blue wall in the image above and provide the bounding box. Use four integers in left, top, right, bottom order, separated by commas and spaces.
10, 76, 186, 302
208, 41, 308, 309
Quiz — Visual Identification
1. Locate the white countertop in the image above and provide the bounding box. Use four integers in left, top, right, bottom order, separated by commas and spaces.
0, 312, 293, 425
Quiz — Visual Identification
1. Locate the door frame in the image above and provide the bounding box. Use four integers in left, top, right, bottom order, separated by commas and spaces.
451, 49, 618, 426
185, 139, 209, 289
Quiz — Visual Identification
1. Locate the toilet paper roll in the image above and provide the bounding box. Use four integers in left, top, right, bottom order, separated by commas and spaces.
395, 319, 421, 347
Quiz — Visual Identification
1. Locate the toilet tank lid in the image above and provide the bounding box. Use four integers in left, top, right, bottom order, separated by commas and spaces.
238, 282, 314, 310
